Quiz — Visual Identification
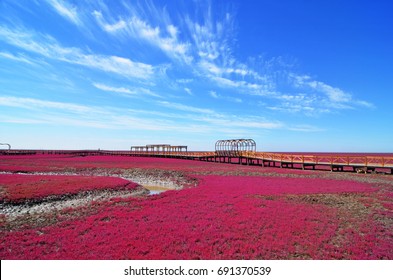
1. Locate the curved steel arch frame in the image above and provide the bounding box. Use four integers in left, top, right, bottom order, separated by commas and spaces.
0, 143, 11, 150
215, 139, 256, 157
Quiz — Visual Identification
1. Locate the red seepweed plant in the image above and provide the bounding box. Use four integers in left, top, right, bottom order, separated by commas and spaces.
0, 155, 392, 259
0, 174, 137, 203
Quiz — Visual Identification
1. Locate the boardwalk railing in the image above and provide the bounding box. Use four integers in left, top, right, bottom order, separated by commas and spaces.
253, 152, 393, 171
1, 149, 392, 174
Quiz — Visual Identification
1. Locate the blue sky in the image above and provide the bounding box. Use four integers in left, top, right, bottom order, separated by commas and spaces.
0, 0, 392, 152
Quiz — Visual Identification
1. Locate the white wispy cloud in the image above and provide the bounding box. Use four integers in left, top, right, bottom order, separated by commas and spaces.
185, 12, 228, 63
92, 10, 127, 32
236, 119, 282, 129
0, 25, 154, 80
0, 96, 97, 114
176, 78, 193, 84
0, 96, 172, 130
291, 74, 374, 109
182, 10, 277, 98
45, 0, 81, 26
79, 55, 153, 80
0, 51, 35, 65
91, 1, 271, 95
209, 91, 219, 98
93, 83, 161, 98
93, 83, 136, 95
310, 81, 351, 103
93, 10, 192, 64
293, 75, 351, 103
0, 96, 267, 134
203, 116, 283, 129
0, 116, 49, 125
208, 90, 242, 103
88, 1, 331, 110
157, 101, 216, 115
287, 125, 324, 132
184, 87, 192, 95
266, 93, 323, 115
210, 76, 263, 91
267, 104, 321, 115
259, 73, 375, 115
156, 100, 283, 130
355, 100, 375, 108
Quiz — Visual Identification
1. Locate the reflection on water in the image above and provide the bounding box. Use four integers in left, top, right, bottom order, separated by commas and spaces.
149, 190, 164, 195
143, 185, 173, 195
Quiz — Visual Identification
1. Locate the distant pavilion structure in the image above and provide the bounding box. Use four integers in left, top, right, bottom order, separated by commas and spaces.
130, 144, 188, 154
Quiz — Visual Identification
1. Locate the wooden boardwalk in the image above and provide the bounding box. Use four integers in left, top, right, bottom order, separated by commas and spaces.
252, 152, 393, 174
1, 149, 393, 174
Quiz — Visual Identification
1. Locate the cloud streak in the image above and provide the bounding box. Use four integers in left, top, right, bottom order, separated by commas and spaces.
93, 10, 193, 64
45, 0, 82, 26
93, 83, 136, 95
93, 83, 161, 98
291, 74, 374, 110
0, 25, 154, 80
0, 96, 285, 136
0, 52, 36, 65
0, 96, 98, 114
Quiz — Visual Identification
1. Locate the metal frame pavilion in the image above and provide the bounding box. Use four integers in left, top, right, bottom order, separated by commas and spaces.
215, 139, 256, 157
0, 143, 11, 152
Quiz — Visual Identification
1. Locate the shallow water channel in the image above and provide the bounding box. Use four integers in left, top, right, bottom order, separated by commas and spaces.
142, 185, 174, 195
